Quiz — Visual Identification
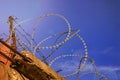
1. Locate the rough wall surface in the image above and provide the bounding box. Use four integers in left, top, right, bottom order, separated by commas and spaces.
0, 50, 64, 80
0, 62, 28, 80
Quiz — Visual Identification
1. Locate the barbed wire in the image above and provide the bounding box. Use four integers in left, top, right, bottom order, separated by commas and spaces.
0, 14, 109, 80
14, 14, 71, 51
78, 72, 108, 80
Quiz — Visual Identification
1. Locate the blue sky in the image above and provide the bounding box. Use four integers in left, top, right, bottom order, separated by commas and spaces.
0, 0, 120, 80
